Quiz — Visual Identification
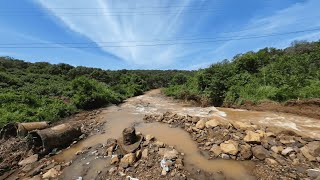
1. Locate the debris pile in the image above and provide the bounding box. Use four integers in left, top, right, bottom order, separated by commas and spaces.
102, 127, 188, 180
144, 112, 320, 179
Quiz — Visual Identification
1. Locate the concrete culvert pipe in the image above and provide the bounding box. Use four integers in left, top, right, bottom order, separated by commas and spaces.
0, 123, 18, 139
28, 123, 82, 154
0, 122, 50, 139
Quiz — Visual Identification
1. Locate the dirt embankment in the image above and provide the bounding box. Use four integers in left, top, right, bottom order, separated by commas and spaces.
225, 99, 320, 119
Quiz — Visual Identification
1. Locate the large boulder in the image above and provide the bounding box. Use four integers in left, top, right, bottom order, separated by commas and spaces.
244, 131, 261, 144
195, 119, 206, 130
205, 120, 220, 128
252, 145, 270, 160
220, 140, 239, 155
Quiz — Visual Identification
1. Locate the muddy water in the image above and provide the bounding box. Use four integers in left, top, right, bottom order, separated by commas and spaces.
219, 108, 320, 138
136, 123, 255, 179
54, 89, 320, 179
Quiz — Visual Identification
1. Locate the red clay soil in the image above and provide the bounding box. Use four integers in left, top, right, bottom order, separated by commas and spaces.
227, 99, 320, 119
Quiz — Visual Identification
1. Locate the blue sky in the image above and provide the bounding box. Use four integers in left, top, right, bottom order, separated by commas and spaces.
0, 0, 320, 70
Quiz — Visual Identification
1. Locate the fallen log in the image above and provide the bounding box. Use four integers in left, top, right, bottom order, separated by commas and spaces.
0, 122, 50, 139
28, 123, 82, 154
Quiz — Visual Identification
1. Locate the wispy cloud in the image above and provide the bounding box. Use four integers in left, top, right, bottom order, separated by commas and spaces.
32, 0, 320, 69
34, 0, 211, 68
208, 0, 320, 60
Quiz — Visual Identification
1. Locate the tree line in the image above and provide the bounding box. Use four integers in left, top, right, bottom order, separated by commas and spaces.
0, 57, 191, 127
163, 40, 320, 106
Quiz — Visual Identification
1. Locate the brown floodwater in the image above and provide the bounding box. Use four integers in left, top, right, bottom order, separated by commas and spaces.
53, 89, 319, 179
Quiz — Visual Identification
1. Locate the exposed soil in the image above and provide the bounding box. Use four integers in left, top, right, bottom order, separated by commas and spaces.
227, 99, 320, 119
1, 90, 319, 180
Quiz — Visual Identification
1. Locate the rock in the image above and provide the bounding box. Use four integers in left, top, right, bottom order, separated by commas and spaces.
281, 147, 294, 156
300, 146, 317, 161
120, 153, 136, 166
192, 116, 200, 123
164, 149, 179, 160
220, 140, 238, 155
22, 164, 33, 173
109, 167, 117, 174
161, 169, 167, 176
289, 153, 297, 160
292, 158, 300, 166
205, 120, 220, 128
106, 146, 114, 156
307, 169, 320, 179
210, 145, 222, 156
256, 130, 265, 138
145, 134, 155, 142
18, 154, 38, 166
42, 168, 59, 179
120, 162, 129, 168
158, 148, 166, 156
271, 146, 283, 154
232, 122, 257, 130
195, 119, 205, 130
221, 154, 230, 159
110, 155, 119, 164
271, 153, 287, 165
244, 131, 261, 144
106, 138, 117, 148
280, 136, 295, 145
252, 145, 270, 160
142, 149, 149, 159
305, 141, 320, 157
240, 144, 252, 160
135, 150, 142, 160
265, 132, 276, 137
155, 141, 165, 147
119, 171, 126, 177
265, 158, 278, 165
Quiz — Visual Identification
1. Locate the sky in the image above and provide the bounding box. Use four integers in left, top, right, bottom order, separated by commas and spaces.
0, 0, 320, 70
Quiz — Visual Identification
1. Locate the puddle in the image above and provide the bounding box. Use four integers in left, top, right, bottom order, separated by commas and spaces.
53, 89, 320, 179
136, 122, 255, 179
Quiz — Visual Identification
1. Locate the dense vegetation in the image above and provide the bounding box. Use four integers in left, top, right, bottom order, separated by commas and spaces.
164, 40, 320, 106
0, 57, 190, 127
1, 40, 319, 127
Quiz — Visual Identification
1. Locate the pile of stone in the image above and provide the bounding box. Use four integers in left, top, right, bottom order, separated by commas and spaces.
105, 127, 187, 179
144, 112, 320, 179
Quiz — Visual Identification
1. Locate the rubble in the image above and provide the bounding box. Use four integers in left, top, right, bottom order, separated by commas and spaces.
144, 112, 320, 179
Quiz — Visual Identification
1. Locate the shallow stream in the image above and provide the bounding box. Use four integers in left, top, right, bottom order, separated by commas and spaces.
54, 89, 320, 179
